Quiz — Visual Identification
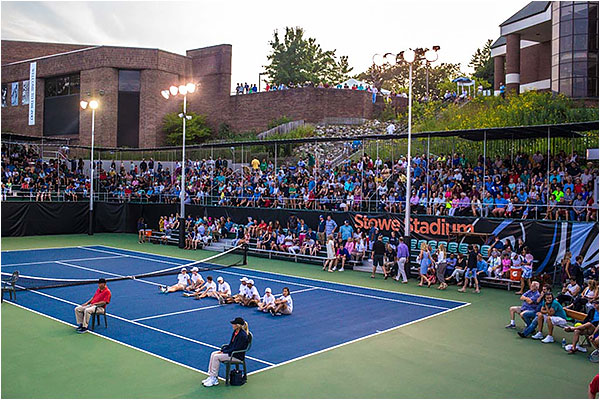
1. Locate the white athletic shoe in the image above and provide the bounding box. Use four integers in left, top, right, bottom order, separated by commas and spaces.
565, 344, 574, 352
332, 267, 337, 271
203, 377, 219, 387
202, 377, 211, 384
575, 344, 588, 353
531, 332, 544, 340
339, 268, 344, 272
541, 335, 554, 343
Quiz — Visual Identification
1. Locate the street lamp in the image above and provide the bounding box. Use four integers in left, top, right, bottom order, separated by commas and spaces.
80, 99, 99, 235
161, 82, 196, 248
374, 46, 439, 244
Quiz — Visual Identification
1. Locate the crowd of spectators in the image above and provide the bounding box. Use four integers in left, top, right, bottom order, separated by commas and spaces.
506, 252, 599, 355
2, 141, 598, 222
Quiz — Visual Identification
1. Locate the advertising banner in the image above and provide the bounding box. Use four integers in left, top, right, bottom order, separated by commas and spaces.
28, 62, 36, 125
22, 80, 29, 105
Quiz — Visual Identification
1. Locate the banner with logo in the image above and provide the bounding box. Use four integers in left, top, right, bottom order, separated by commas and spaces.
22, 80, 29, 105
205, 206, 598, 272
348, 212, 598, 272
28, 62, 36, 125
11, 82, 18, 106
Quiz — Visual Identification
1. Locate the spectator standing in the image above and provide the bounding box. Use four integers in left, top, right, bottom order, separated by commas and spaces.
436, 244, 448, 290
371, 235, 386, 279
395, 237, 410, 283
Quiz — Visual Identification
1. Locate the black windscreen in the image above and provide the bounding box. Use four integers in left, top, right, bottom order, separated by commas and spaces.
117, 91, 140, 147
43, 94, 79, 136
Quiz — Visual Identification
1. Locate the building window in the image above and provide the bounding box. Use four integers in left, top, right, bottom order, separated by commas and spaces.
552, 1, 598, 97
44, 74, 80, 98
117, 70, 141, 147
118, 70, 140, 92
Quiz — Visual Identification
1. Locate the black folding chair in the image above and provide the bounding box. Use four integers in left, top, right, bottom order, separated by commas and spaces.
223, 331, 253, 385
1, 271, 19, 302
89, 306, 108, 331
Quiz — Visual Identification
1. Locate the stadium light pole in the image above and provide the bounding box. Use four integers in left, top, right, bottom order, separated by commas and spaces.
374, 47, 439, 244
80, 99, 99, 236
161, 82, 197, 248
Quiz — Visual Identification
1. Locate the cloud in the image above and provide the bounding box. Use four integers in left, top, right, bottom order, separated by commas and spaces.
2, 0, 531, 91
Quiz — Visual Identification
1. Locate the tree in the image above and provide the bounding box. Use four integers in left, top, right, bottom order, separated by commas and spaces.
356, 59, 463, 101
264, 27, 353, 86
469, 39, 494, 86
163, 109, 213, 145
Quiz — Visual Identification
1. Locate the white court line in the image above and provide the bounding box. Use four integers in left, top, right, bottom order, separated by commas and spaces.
134, 289, 318, 322
55, 261, 162, 287
290, 287, 319, 295
17, 287, 275, 367
10, 245, 472, 378
220, 269, 451, 310
247, 301, 472, 376
2, 300, 219, 380
1, 245, 88, 252
81, 246, 454, 310
79, 246, 179, 265
86, 244, 467, 306
2, 255, 125, 268
133, 304, 223, 322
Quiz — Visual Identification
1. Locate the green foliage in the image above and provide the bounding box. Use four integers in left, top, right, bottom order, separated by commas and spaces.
270, 125, 315, 140
264, 27, 353, 86
377, 103, 399, 122
267, 116, 292, 130
163, 110, 213, 145
469, 39, 494, 86
414, 91, 598, 133
216, 122, 234, 140
356, 60, 462, 101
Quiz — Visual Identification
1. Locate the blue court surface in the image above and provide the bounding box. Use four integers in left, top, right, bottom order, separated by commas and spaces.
1, 245, 468, 377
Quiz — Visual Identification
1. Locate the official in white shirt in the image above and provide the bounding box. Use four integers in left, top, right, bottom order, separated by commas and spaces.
270, 287, 293, 316
196, 276, 217, 299
257, 287, 276, 312
228, 277, 249, 304
160, 268, 190, 293
215, 276, 232, 305
185, 267, 204, 292
242, 279, 260, 307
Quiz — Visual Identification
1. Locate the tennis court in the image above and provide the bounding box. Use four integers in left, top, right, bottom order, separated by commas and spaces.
2, 245, 467, 377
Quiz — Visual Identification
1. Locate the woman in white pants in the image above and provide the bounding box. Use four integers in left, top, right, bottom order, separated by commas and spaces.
203, 317, 249, 387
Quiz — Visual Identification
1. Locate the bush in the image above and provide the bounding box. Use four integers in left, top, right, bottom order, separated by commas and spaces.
414, 91, 598, 132
267, 116, 292, 129
163, 112, 213, 145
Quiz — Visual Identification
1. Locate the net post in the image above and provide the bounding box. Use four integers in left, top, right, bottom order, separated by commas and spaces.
243, 243, 248, 265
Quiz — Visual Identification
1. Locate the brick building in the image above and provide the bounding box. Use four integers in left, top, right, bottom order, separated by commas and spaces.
1, 40, 399, 148
491, 1, 598, 98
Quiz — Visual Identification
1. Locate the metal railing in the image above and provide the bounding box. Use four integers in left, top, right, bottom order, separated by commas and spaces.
2, 190, 597, 222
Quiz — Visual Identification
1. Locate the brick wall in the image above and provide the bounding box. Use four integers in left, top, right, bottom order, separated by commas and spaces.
1, 40, 91, 65
1, 78, 45, 137
520, 41, 551, 84
80, 68, 119, 148
214, 87, 382, 133
1, 40, 405, 148
139, 69, 181, 147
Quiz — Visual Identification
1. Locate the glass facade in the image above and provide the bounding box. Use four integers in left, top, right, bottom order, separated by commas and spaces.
117, 70, 141, 147
551, 1, 599, 98
44, 74, 80, 98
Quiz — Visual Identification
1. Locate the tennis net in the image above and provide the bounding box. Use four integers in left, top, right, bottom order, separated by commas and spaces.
1, 245, 247, 291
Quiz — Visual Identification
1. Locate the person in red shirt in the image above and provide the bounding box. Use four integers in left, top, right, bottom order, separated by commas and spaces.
74, 278, 111, 333
590, 374, 599, 399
